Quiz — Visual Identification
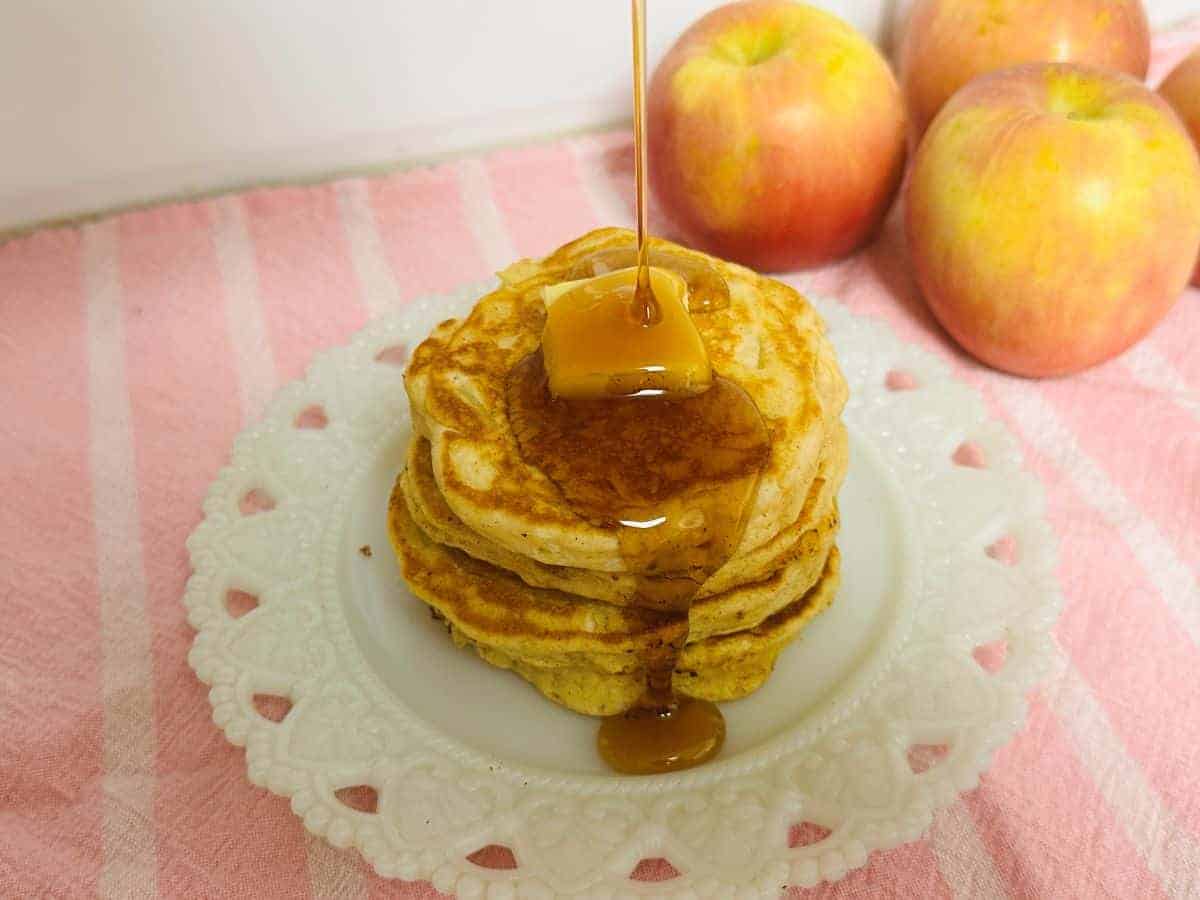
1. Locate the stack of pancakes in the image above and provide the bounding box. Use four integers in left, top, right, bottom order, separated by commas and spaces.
388, 229, 849, 716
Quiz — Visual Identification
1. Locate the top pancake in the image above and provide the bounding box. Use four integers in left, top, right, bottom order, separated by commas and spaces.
404, 227, 848, 573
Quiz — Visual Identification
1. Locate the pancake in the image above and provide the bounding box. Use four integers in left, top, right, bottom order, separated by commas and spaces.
401, 422, 848, 607
404, 227, 848, 573
390, 456, 837, 637
388, 480, 840, 714
468, 556, 840, 716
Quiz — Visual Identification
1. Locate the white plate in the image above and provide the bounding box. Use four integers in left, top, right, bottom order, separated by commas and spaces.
184, 283, 1061, 898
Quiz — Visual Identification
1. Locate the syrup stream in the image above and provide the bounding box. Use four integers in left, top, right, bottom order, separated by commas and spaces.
631, 0, 659, 326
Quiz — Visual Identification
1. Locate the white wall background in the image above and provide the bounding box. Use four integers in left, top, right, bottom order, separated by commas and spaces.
0, 1, 1193, 231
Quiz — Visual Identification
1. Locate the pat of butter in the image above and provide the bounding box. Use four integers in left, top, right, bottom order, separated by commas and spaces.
541, 266, 712, 399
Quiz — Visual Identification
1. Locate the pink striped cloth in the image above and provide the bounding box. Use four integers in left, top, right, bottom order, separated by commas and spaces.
3, 22, 1200, 900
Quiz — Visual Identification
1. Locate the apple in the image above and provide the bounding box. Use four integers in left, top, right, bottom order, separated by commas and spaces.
1158, 49, 1200, 284
906, 63, 1200, 377
897, 0, 1151, 137
648, 0, 906, 271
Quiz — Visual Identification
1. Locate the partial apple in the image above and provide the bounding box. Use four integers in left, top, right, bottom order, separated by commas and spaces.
898, 0, 1151, 137
648, 0, 906, 271
1158, 49, 1200, 284
906, 63, 1200, 377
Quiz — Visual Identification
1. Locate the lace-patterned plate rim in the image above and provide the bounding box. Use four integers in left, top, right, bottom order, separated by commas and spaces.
183, 282, 1063, 897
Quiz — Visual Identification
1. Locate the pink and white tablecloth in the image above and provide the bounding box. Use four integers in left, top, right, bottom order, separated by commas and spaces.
3, 22, 1200, 900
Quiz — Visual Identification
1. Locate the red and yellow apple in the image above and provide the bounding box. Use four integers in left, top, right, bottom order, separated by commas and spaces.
898, 0, 1151, 137
648, 0, 906, 271
1158, 49, 1200, 284
906, 63, 1200, 377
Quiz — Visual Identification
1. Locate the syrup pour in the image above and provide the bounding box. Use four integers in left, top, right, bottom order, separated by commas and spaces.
505, 356, 769, 773
630, 0, 658, 328
566, 244, 732, 314
507, 0, 771, 775
541, 267, 711, 399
